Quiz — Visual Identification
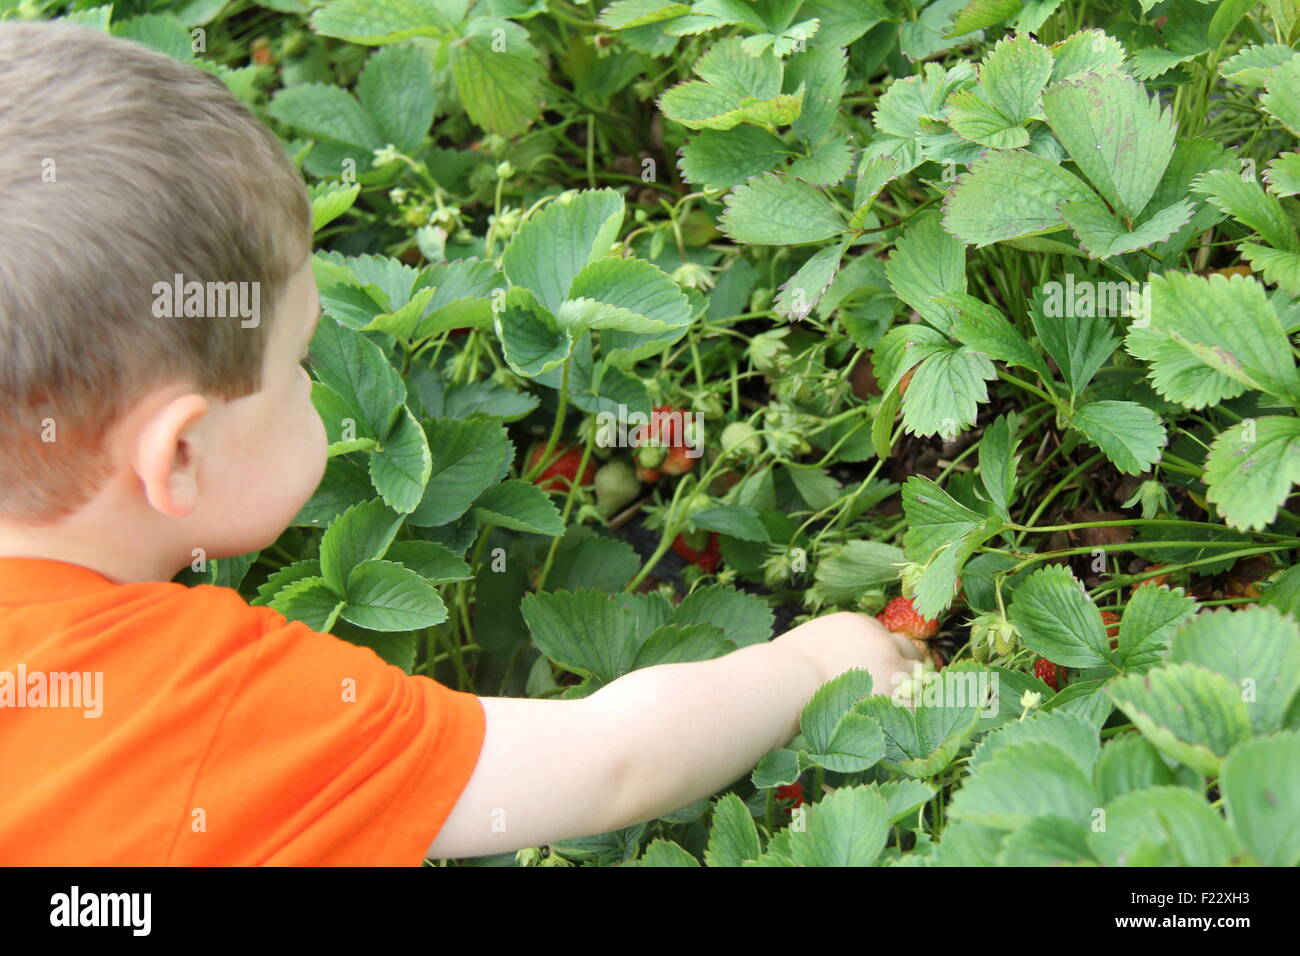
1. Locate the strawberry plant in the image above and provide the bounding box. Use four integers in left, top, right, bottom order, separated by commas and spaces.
36, 0, 1300, 868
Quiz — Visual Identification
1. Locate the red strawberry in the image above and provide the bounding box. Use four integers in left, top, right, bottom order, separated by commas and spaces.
877, 596, 939, 641
636, 464, 661, 484
673, 532, 721, 573
660, 444, 697, 476
1101, 610, 1120, 650
251, 37, 275, 66
1034, 658, 1063, 691
775, 782, 804, 809
527, 443, 595, 492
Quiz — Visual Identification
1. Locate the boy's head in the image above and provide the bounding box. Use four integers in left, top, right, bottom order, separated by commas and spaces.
0, 21, 327, 578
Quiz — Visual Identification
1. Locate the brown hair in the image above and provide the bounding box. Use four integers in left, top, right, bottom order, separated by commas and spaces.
0, 20, 311, 520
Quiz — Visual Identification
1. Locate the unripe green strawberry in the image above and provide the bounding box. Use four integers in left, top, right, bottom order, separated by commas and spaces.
721, 421, 762, 457
594, 459, 639, 517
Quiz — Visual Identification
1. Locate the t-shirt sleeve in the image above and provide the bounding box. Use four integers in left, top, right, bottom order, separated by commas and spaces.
170, 605, 486, 866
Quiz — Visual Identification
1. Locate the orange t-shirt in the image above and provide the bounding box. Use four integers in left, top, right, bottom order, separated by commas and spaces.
0, 557, 486, 865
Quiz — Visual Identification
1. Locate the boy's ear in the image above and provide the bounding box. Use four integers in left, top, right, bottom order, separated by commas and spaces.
132, 393, 210, 518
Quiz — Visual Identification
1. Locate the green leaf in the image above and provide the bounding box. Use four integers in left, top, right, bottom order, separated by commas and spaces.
1068, 400, 1167, 475
1262, 56, 1300, 136
1221, 731, 1300, 866
449, 17, 544, 137
319, 498, 403, 596
1264, 151, 1300, 198
1048, 28, 1127, 83
1171, 606, 1300, 735
310, 0, 456, 44
503, 189, 624, 314
369, 406, 432, 514
1060, 195, 1196, 259
309, 181, 361, 233
356, 43, 436, 153
1094, 735, 1179, 803
254, 559, 323, 607
1089, 786, 1244, 867
900, 475, 986, 560
949, 0, 1023, 35
341, 559, 448, 631
977, 411, 1021, 518
688, 505, 768, 541
703, 793, 762, 866
672, 584, 774, 646
811, 540, 906, 603
1192, 169, 1299, 253
472, 479, 565, 535
1108, 663, 1253, 777
948, 33, 1052, 147
945, 88, 1030, 149
1204, 416, 1300, 532
785, 785, 889, 866
1008, 565, 1113, 668
948, 741, 1099, 830
970, 709, 1100, 776
520, 589, 642, 683
1041, 71, 1176, 219
902, 345, 997, 440
885, 212, 966, 334
785, 134, 854, 186
308, 317, 406, 437
267, 82, 381, 150
1130, 272, 1300, 408
774, 243, 846, 321
384, 540, 472, 583
639, 839, 700, 866
565, 255, 691, 335
632, 622, 732, 668
940, 292, 1053, 382
1241, 243, 1300, 293
408, 418, 512, 527
942, 148, 1095, 246
678, 126, 791, 189
1116, 584, 1198, 670
785, 44, 846, 145
494, 288, 572, 379
1220, 42, 1300, 87
268, 576, 345, 632
598, 0, 691, 30
718, 173, 846, 245
848, 154, 899, 229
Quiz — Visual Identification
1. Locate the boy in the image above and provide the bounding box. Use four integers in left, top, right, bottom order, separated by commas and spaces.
0, 21, 920, 865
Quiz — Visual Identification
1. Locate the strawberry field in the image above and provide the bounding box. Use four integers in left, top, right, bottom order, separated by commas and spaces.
32, 0, 1300, 867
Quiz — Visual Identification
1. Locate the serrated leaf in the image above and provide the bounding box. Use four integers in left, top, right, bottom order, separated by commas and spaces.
267, 82, 381, 150
975, 32, 1053, 126
1089, 786, 1244, 867
566, 255, 691, 334
901, 345, 997, 440
940, 292, 1052, 382
449, 17, 544, 136
1107, 663, 1253, 777
408, 418, 512, 527
948, 740, 1098, 829
672, 584, 774, 646
678, 126, 791, 189
1221, 731, 1300, 866
357, 43, 436, 153
774, 242, 846, 321
1220, 42, 1300, 87
384, 540, 472, 583
1060, 194, 1197, 259
1263, 151, 1300, 198
1203, 416, 1300, 532
848, 154, 900, 229
703, 792, 762, 866
949, 0, 1023, 35
473, 479, 565, 535
977, 411, 1021, 517
1192, 168, 1299, 253
719, 173, 846, 245
1116, 584, 1198, 670
319, 497, 403, 596
341, 559, 448, 631
308, 317, 406, 436
885, 213, 966, 334
369, 406, 432, 513
520, 589, 642, 682
503, 189, 625, 314
494, 287, 572, 378
787, 785, 889, 866
786, 43, 846, 144
1008, 564, 1113, 668
1041, 71, 1176, 219
309, 181, 361, 233
942, 148, 1095, 246
268, 576, 345, 632
1262, 56, 1300, 136
310, 0, 455, 44
1048, 29, 1127, 83
1068, 400, 1167, 475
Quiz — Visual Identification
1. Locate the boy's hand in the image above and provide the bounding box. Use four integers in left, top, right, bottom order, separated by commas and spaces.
774, 611, 924, 700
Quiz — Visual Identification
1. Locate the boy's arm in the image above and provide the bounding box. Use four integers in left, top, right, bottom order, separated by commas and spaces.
425, 611, 918, 861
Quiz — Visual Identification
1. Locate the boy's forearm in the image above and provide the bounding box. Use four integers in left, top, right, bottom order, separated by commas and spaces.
586, 631, 831, 833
